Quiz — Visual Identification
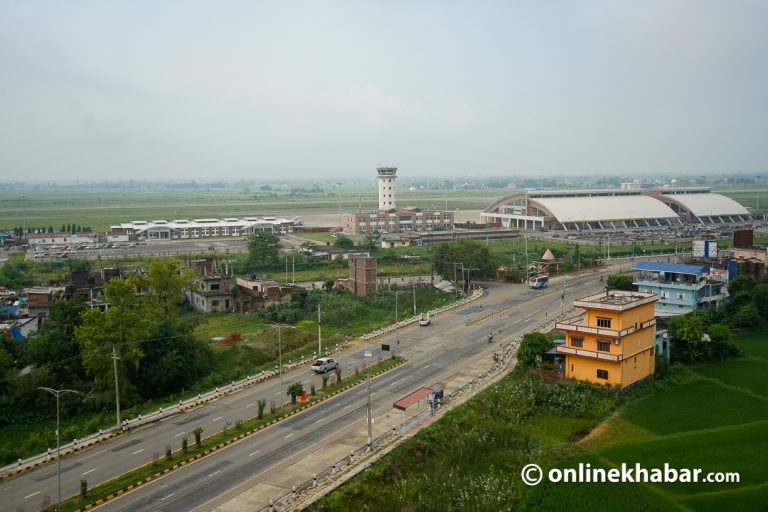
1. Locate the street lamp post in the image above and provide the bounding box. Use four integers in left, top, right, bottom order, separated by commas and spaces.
389, 290, 407, 357
39, 387, 80, 512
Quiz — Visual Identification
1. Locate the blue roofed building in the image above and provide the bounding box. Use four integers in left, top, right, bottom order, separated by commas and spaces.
633, 261, 729, 317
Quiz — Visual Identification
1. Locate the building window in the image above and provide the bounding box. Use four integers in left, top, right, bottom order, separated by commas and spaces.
597, 341, 611, 352
597, 369, 609, 380
596, 317, 611, 328
661, 291, 669, 299
676, 293, 685, 300
211, 300, 219, 307
570, 337, 583, 348
210, 283, 220, 291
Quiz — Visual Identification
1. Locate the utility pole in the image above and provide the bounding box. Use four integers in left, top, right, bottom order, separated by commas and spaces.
366, 371, 372, 451
560, 276, 566, 317
317, 304, 322, 355
278, 326, 283, 403
412, 278, 416, 316
39, 387, 80, 512
112, 343, 121, 427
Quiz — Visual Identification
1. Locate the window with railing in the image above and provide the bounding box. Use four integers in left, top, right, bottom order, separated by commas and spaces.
570, 337, 583, 348
597, 341, 611, 352
597, 369, 608, 380
596, 317, 612, 328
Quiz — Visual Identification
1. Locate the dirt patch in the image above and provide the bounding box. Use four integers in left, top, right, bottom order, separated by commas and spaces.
578, 411, 619, 446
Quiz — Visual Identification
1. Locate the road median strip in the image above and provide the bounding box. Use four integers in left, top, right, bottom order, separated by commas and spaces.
62, 357, 405, 512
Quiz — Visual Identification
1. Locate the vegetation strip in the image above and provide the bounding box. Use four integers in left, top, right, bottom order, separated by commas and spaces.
58, 357, 405, 512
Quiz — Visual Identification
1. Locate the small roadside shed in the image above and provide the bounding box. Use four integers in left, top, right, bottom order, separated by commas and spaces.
393, 387, 433, 430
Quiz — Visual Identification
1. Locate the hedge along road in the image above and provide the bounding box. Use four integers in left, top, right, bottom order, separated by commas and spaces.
4, 267, 614, 512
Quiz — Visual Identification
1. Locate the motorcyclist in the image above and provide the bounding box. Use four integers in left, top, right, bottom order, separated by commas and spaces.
488, 332, 494, 343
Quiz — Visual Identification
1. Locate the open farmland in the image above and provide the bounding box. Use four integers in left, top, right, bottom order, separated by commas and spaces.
0, 183, 497, 232
310, 330, 768, 511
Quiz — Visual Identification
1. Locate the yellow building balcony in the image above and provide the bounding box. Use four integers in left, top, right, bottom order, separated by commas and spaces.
555, 316, 656, 338
555, 345, 623, 362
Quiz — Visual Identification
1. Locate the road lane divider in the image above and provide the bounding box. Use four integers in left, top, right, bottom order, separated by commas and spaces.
64, 357, 406, 512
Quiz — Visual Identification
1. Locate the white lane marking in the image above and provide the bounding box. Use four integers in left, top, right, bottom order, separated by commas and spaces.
275, 391, 281, 396
212, 416, 223, 422
82, 468, 96, 476
131, 448, 144, 455
344, 404, 352, 409
175, 432, 186, 437
315, 417, 325, 423
284, 433, 294, 439
208, 470, 220, 478
389, 380, 398, 386
422, 365, 430, 369
246, 402, 255, 408
160, 492, 176, 501
371, 392, 377, 396
303, 379, 312, 384
25, 491, 40, 499
249, 450, 260, 457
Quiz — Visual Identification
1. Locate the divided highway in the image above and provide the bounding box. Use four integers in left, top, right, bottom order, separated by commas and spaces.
2, 270, 613, 512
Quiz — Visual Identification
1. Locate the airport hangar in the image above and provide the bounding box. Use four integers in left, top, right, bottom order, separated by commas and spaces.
481, 188, 751, 232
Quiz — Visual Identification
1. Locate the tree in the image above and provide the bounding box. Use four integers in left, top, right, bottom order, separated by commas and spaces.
432, 240, 499, 280
27, 297, 88, 386
129, 318, 212, 399
669, 315, 704, 362
257, 398, 266, 419
707, 323, 740, 360
134, 260, 197, 319
75, 279, 151, 402
751, 283, 768, 320
729, 275, 757, 307
606, 274, 636, 291
287, 382, 305, 405
333, 236, 354, 250
733, 303, 759, 329
192, 426, 203, 448
362, 232, 381, 253
517, 332, 555, 367
247, 232, 281, 272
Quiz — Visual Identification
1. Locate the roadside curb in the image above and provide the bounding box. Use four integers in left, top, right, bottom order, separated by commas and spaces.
70, 358, 406, 512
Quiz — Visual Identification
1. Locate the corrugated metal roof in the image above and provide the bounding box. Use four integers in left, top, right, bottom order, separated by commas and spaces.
662, 192, 749, 217
534, 195, 678, 223
633, 261, 709, 275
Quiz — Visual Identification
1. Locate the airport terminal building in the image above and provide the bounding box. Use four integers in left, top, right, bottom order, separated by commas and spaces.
107, 217, 299, 241
481, 188, 750, 231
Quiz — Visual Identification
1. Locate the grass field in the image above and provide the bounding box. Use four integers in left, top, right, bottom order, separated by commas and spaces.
309, 330, 768, 511
0, 183, 762, 233
561, 329, 768, 510
0, 184, 497, 232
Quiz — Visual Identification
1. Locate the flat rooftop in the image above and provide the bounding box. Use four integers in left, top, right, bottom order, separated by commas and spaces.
573, 290, 657, 311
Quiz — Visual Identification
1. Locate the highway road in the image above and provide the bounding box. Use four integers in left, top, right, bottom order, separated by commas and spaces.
2, 270, 612, 512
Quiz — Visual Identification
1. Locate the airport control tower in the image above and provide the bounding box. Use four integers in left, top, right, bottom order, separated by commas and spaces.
377, 166, 397, 211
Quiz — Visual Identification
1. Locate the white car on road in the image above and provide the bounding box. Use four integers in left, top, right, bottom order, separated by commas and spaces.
310, 357, 338, 373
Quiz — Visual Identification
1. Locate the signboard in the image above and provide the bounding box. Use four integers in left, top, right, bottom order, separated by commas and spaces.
363, 351, 373, 358
692, 240, 718, 258
381, 344, 390, 352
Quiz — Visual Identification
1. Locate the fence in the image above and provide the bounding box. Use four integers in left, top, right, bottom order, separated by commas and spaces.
261, 297, 576, 511
1, 285, 486, 480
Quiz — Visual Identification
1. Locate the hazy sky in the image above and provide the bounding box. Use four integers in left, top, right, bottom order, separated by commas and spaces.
1, 1, 766, 181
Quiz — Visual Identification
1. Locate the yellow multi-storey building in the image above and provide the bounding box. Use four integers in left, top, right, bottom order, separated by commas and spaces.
555, 290, 658, 388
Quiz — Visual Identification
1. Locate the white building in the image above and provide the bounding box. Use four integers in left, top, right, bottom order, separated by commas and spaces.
482, 188, 750, 231
27, 232, 99, 246
108, 216, 301, 241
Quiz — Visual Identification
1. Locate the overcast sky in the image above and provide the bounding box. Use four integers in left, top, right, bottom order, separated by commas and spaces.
1, 1, 766, 181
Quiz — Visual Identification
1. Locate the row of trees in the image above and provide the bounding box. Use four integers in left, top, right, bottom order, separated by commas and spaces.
0, 261, 213, 429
